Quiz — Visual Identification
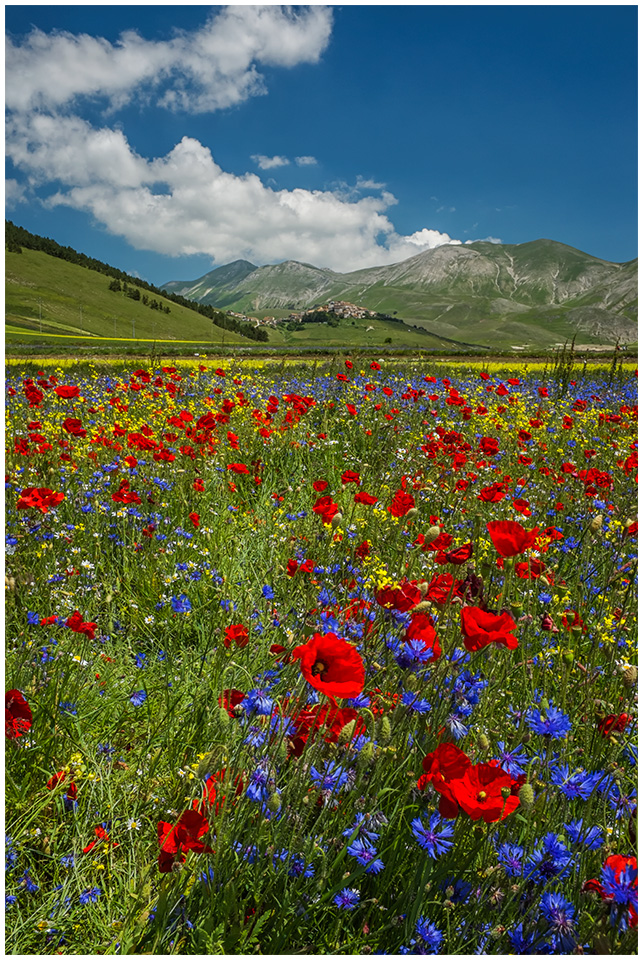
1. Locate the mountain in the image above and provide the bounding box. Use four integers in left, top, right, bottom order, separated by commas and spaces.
163, 239, 637, 348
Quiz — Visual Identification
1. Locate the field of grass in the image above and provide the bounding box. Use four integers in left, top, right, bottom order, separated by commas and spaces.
5, 356, 638, 954
6, 249, 249, 347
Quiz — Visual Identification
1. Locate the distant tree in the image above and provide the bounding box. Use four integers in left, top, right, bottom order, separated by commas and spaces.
7, 240, 22, 253
108, 278, 122, 291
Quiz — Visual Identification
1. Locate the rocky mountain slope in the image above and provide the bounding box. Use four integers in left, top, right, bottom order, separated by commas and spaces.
163, 239, 637, 346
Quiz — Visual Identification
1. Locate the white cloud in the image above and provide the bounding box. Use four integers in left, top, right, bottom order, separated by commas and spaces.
12, 116, 463, 271
5, 6, 334, 115
465, 236, 502, 245
252, 154, 291, 170
5, 7, 487, 272
5, 178, 27, 205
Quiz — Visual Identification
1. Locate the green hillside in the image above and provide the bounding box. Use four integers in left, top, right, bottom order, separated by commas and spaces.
5, 248, 249, 348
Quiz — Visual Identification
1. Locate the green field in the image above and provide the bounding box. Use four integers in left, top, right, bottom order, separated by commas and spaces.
5, 249, 249, 347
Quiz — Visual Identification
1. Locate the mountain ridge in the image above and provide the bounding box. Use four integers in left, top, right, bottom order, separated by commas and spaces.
162, 239, 637, 346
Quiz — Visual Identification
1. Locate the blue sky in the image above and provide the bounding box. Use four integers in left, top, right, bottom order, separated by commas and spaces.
6, 5, 638, 286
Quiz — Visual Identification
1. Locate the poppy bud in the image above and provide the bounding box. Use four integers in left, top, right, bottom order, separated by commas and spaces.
331, 512, 343, 529
357, 742, 374, 769
510, 601, 522, 615
518, 783, 534, 808
477, 733, 489, 751
589, 514, 603, 533
406, 508, 419, 520
338, 719, 356, 745
501, 786, 511, 799
620, 665, 637, 689
267, 792, 281, 813
562, 650, 574, 666
424, 525, 441, 544
378, 716, 391, 744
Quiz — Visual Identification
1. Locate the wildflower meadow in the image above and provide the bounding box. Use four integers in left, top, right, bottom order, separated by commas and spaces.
5, 354, 638, 954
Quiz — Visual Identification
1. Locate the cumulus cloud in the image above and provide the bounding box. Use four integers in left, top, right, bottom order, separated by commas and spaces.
5, 178, 27, 205
5, 7, 482, 272
465, 236, 502, 245
5, 6, 334, 114
252, 154, 291, 170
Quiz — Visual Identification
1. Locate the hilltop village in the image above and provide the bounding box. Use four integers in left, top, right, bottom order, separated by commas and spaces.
227, 300, 384, 329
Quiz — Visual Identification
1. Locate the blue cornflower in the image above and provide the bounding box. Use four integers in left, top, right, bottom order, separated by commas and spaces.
623, 742, 637, 767
602, 862, 638, 908
525, 833, 574, 883
261, 585, 275, 600
441, 877, 472, 903
333, 887, 360, 910
524, 704, 572, 739
342, 812, 380, 842
20, 871, 39, 893
96, 743, 115, 757
287, 854, 314, 878
497, 842, 524, 877
496, 741, 529, 778
5, 894, 17, 909
540, 892, 577, 951
445, 713, 468, 739
243, 725, 267, 748
27, 611, 40, 625
246, 764, 270, 803
506, 923, 547, 954
550, 764, 603, 800
346, 836, 384, 874
348, 692, 370, 709
396, 638, 434, 669
79, 886, 102, 904
170, 594, 191, 613
58, 702, 77, 716
60, 854, 75, 869
607, 786, 637, 819
415, 917, 443, 953
243, 688, 274, 716
401, 691, 432, 713
310, 760, 349, 793
129, 690, 147, 707
5, 835, 17, 871
134, 652, 147, 669
410, 812, 454, 859
563, 819, 604, 850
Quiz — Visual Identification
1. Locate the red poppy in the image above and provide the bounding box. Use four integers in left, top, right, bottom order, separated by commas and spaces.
312, 479, 328, 492
422, 573, 463, 607
437, 542, 473, 565
289, 702, 364, 756
355, 540, 370, 560
16, 487, 65, 514
227, 463, 250, 474
292, 632, 365, 703
6, 689, 32, 739
188, 511, 200, 529
54, 385, 80, 399
447, 763, 520, 823
224, 624, 249, 649
66, 610, 97, 640
370, 361, 381, 371
479, 437, 499, 456
460, 607, 518, 652
83, 824, 117, 853
375, 580, 422, 612
598, 713, 631, 737
62, 417, 87, 438
193, 478, 205, 492
389, 489, 415, 518
218, 688, 245, 716
111, 480, 141, 504
404, 612, 441, 661
157, 809, 213, 873
418, 743, 472, 817
192, 768, 245, 817
354, 491, 377, 505
486, 520, 540, 558
515, 559, 548, 579
312, 494, 340, 524
477, 482, 507, 503
341, 470, 360, 485
583, 854, 638, 929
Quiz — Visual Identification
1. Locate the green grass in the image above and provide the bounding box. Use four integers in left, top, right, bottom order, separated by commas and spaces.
6, 249, 249, 347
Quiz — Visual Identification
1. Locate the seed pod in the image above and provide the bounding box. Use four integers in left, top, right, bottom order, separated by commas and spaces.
518, 783, 535, 808
267, 792, 281, 813
378, 716, 392, 744
338, 719, 356, 745
405, 508, 418, 521
477, 733, 490, 751
424, 525, 441, 544
589, 514, 604, 533
331, 513, 343, 529
621, 665, 637, 689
